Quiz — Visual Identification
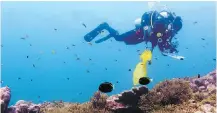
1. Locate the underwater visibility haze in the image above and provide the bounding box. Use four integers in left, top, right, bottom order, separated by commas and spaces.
1, 1, 216, 107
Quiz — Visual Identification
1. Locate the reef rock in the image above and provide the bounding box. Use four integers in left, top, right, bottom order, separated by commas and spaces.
7, 100, 40, 113
106, 85, 148, 111
1, 87, 11, 113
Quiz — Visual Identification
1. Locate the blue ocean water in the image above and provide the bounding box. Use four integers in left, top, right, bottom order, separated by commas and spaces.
1, 1, 216, 105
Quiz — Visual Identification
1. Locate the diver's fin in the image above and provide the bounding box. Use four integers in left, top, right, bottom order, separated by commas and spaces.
84, 22, 118, 42
95, 34, 112, 43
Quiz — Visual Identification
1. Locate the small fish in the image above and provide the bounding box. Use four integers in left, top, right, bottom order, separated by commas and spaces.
27, 56, 29, 58
79, 92, 82, 95
87, 42, 92, 45
31, 79, 33, 82
51, 50, 56, 54
66, 46, 70, 50
193, 21, 198, 24
137, 50, 140, 52
82, 23, 87, 28
213, 58, 216, 61
98, 82, 113, 93
89, 58, 92, 61
86, 70, 90, 73
29, 44, 32, 46
0, 80, 3, 84
1, 64, 3, 66
148, 61, 152, 65
20, 37, 26, 40
33, 64, 35, 68
76, 58, 80, 60
18, 77, 21, 80
116, 81, 119, 83
110, 40, 112, 42
72, 44, 76, 46
67, 78, 70, 80
139, 77, 151, 85
38, 96, 40, 98
54, 28, 57, 31
201, 38, 205, 40
114, 59, 118, 62
180, 58, 184, 60
186, 47, 189, 49
1, 44, 3, 47
105, 68, 108, 71
128, 69, 131, 71
63, 61, 66, 64
167, 64, 170, 66
118, 49, 121, 52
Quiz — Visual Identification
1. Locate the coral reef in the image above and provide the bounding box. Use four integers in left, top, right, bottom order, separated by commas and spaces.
7, 100, 40, 113
1, 70, 216, 113
1, 87, 11, 113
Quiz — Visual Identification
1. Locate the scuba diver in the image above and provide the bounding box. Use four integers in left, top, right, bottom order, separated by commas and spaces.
84, 10, 183, 55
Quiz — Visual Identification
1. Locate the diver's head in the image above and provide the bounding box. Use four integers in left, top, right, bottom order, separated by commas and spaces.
173, 16, 182, 32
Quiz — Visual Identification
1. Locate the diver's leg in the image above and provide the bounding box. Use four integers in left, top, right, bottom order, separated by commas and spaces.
84, 22, 119, 42
95, 29, 135, 43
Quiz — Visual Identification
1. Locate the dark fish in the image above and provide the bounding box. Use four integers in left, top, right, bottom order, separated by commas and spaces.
201, 38, 205, 40
110, 40, 112, 42
29, 44, 32, 46
31, 79, 33, 81
155, 57, 158, 60
86, 70, 90, 73
33, 64, 35, 68
1, 45, 3, 47
82, 23, 87, 28
213, 58, 216, 61
180, 58, 184, 60
72, 44, 76, 46
66, 46, 70, 49
89, 58, 92, 61
67, 78, 70, 80
193, 21, 198, 24
105, 68, 108, 70
137, 50, 140, 52
27, 56, 29, 58
20, 37, 26, 40
54, 28, 57, 31
167, 64, 170, 66
128, 69, 131, 71
118, 49, 121, 52
116, 81, 119, 83
38, 96, 40, 98
99, 82, 113, 93
114, 59, 118, 62
148, 61, 152, 65
63, 61, 66, 64
18, 77, 21, 80
197, 74, 200, 78
79, 92, 82, 95
76, 58, 80, 60
139, 77, 151, 85
186, 47, 188, 49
